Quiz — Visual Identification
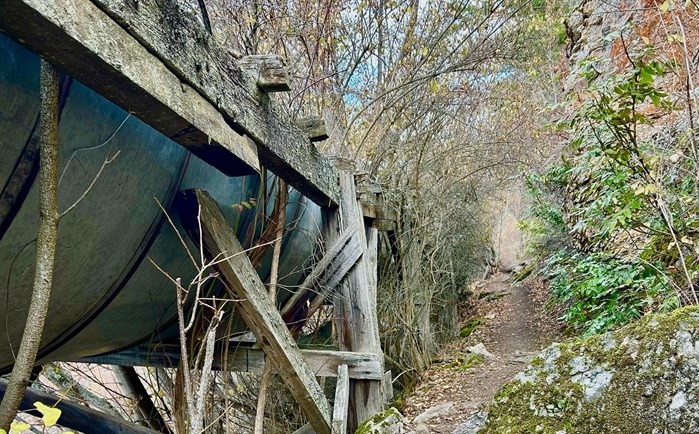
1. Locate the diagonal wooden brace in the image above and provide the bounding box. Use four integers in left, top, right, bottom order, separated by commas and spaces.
178, 189, 331, 434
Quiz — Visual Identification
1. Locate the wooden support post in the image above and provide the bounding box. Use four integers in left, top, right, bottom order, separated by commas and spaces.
332, 364, 350, 434
0, 380, 161, 434
383, 370, 394, 402
178, 189, 331, 434
324, 172, 385, 431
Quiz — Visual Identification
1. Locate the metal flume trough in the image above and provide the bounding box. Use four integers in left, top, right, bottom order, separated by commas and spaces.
0, 35, 322, 372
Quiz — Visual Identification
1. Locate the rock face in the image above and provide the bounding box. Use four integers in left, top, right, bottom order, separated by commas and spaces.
477, 307, 699, 433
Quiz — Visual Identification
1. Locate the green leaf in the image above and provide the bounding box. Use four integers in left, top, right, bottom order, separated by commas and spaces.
660, 0, 670, 12
10, 422, 30, 434
35, 401, 62, 427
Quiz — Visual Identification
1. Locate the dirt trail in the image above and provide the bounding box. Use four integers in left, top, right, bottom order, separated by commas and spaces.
402, 272, 559, 433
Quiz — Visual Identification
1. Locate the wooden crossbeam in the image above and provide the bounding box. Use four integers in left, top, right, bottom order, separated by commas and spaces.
178, 189, 331, 434
78, 347, 383, 380
280, 224, 362, 325
332, 365, 350, 434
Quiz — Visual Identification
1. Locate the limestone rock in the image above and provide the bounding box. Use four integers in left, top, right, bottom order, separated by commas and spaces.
477, 307, 699, 433
356, 407, 404, 434
466, 343, 494, 359
453, 412, 487, 434
412, 402, 455, 425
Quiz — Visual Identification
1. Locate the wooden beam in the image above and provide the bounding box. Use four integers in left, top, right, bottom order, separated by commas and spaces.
238, 55, 291, 93
178, 189, 331, 434
355, 173, 397, 227
113, 366, 171, 433
293, 423, 316, 434
332, 365, 350, 434
77, 347, 383, 381
0, 0, 260, 176
0, 380, 161, 434
91, 0, 339, 205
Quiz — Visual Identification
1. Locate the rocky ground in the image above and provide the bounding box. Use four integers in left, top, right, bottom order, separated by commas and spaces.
400, 271, 562, 434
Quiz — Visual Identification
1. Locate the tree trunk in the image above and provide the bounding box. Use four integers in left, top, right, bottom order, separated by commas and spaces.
0, 59, 60, 430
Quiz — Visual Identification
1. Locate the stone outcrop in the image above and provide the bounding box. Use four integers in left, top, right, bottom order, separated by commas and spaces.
476, 307, 699, 433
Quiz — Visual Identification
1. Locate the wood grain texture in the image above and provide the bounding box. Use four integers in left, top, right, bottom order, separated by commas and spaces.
296, 117, 329, 142
238, 55, 291, 93
178, 189, 331, 434
332, 364, 350, 434
78, 347, 383, 380
280, 224, 361, 325
325, 172, 385, 430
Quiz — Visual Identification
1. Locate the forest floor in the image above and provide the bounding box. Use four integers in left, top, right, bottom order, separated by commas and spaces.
401, 271, 563, 433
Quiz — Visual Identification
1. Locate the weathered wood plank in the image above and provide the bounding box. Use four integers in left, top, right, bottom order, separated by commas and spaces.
178, 189, 331, 433
112, 366, 171, 433
332, 364, 350, 434
293, 423, 316, 434
88, 0, 339, 206
77, 347, 383, 380
0, 380, 160, 434
0, 0, 260, 176
355, 173, 397, 226
296, 117, 329, 142
383, 370, 394, 401
280, 224, 361, 324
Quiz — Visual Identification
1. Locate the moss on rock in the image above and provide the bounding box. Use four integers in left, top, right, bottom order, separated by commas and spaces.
355, 407, 404, 434
479, 306, 699, 434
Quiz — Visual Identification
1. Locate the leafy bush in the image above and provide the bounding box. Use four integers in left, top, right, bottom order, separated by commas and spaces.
543, 250, 677, 335
525, 46, 699, 334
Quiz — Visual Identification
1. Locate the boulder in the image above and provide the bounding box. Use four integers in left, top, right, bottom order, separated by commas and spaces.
412, 402, 455, 425
466, 343, 494, 359
477, 307, 699, 433
453, 412, 487, 434
356, 407, 404, 434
